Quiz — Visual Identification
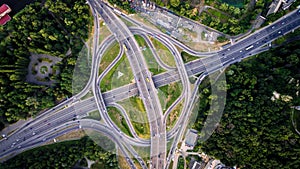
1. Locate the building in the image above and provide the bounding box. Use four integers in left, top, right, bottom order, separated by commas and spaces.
185, 129, 198, 148
282, 0, 296, 10
267, 0, 283, 16
0, 14, 11, 25
191, 161, 206, 169
267, 0, 296, 16
0, 4, 11, 17
0, 4, 11, 25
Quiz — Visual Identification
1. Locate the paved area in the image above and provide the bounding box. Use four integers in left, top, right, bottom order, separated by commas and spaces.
26, 54, 62, 86
131, 1, 224, 52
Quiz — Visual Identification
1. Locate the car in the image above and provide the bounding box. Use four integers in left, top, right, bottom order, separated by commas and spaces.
278, 31, 281, 34
282, 22, 285, 25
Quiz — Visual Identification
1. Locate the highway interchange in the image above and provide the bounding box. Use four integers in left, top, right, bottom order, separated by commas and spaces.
1, 1, 300, 169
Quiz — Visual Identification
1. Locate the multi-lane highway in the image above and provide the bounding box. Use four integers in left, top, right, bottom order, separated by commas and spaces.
94, 2, 166, 168
1, 1, 300, 169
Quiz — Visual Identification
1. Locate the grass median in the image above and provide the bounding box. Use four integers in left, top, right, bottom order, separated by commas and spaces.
99, 42, 120, 75
107, 106, 133, 137
158, 82, 182, 113
86, 110, 101, 121
99, 20, 112, 45
118, 97, 150, 139
100, 53, 134, 92
149, 36, 176, 67
134, 35, 165, 75
166, 100, 184, 131
181, 51, 199, 63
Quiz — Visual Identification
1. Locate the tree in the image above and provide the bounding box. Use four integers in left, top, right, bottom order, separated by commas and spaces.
170, 0, 180, 8
193, 40, 300, 168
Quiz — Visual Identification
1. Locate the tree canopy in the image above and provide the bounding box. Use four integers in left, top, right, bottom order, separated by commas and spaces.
193, 39, 300, 168
1, 137, 119, 169
0, 0, 93, 130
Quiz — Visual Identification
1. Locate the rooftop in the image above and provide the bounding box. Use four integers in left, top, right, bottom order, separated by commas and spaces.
185, 129, 198, 147
191, 161, 202, 169
0, 14, 11, 25
0, 4, 11, 17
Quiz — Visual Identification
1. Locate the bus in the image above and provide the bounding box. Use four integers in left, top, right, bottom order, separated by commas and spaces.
245, 45, 254, 51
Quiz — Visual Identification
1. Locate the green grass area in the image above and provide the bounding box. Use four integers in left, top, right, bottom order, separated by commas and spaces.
149, 36, 176, 67
120, 17, 135, 27
166, 100, 183, 131
91, 162, 105, 169
86, 131, 115, 150
133, 146, 150, 163
99, 42, 120, 74
158, 82, 182, 113
134, 35, 165, 75
144, 48, 165, 75
118, 97, 150, 139
100, 53, 134, 92
81, 90, 93, 100
181, 51, 199, 63
86, 110, 101, 121
99, 20, 112, 44
40, 66, 48, 74
135, 35, 147, 46
107, 106, 133, 137
177, 156, 185, 169
207, 8, 229, 22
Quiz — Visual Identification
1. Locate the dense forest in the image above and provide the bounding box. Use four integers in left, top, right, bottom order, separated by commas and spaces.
1, 137, 119, 168
0, 0, 93, 130
193, 38, 300, 167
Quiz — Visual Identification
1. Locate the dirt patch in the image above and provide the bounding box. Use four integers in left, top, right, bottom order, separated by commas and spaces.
56, 129, 86, 141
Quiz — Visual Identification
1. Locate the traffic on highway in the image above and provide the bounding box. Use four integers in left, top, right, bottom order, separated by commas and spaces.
1, 1, 300, 169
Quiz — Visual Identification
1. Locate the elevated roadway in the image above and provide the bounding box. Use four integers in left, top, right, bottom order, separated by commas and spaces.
1, 5, 300, 169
